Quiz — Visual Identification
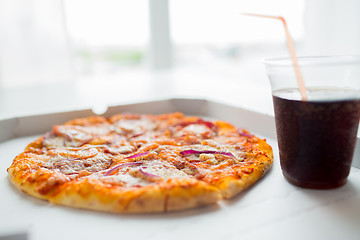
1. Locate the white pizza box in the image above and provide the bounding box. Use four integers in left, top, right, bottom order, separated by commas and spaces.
0, 98, 359, 240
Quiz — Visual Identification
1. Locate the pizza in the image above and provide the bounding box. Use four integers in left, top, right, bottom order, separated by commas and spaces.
7, 112, 273, 213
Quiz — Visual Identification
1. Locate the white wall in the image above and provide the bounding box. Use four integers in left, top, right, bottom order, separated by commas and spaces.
0, 0, 72, 88
303, 0, 360, 55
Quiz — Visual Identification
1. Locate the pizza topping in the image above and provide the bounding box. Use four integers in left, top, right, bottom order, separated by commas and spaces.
100, 172, 147, 187
128, 131, 159, 148
176, 119, 218, 132
78, 170, 92, 177
197, 119, 218, 132
181, 150, 234, 165
199, 153, 216, 162
42, 132, 67, 148
154, 139, 178, 146
104, 162, 143, 176
114, 118, 157, 135
101, 160, 191, 187
180, 149, 234, 158
137, 143, 159, 152
239, 131, 254, 138
174, 124, 214, 139
43, 124, 112, 148
179, 144, 247, 164
109, 145, 136, 154
52, 126, 73, 141
47, 147, 99, 159
201, 139, 223, 149
81, 144, 135, 155
136, 168, 161, 182
174, 135, 201, 145
126, 151, 149, 159
135, 160, 190, 180
174, 162, 206, 179
183, 124, 209, 135
51, 144, 134, 156
129, 133, 144, 139
98, 134, 128, 147
68, 151, 98, 159
43, 153, 112, 175
171, 119, 218, 139
139, 168, 159, 178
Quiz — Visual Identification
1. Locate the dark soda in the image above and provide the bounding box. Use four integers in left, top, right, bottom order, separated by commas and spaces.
273, 88, 360, 189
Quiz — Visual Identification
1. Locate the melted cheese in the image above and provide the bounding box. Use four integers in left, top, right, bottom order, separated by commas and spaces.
114, 118, 157, 135
43, 152, 112, 175
182, 124, 209, 135
43, 124, 112, 148
48, 147, 99, 159
110, 145, 135, 154
180, 144, 245, 163
141, 160, 189, 179
43, 136, 65, 148
100, 160, 191, 187
102, 173, 150, 187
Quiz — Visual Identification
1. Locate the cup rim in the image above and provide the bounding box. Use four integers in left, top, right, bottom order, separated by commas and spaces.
262, 55, 360, 67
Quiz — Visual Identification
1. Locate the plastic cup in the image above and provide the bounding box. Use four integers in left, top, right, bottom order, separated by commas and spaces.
263, 56, 360, 189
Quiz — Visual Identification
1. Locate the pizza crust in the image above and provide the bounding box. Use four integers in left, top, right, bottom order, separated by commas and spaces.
220, 140, 273, 199
8, 152, 70, 199
49, 178, 221, 213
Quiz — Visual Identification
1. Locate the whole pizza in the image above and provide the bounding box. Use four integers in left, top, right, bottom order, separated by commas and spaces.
7, 112, 273, 213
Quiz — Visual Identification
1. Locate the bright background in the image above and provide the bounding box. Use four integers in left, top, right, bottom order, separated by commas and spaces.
64, 0, 305, 76
0, 0, 359, 117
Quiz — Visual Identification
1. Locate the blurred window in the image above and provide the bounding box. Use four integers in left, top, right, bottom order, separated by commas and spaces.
170, 0, 305, 67
0, 0, 305, 88
63, 0, 149, 76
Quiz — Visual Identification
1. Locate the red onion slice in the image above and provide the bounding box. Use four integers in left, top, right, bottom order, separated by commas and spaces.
126, 151, 149, 159
139, 168, 160, 179
239, 132, 254, 138
180, 150, 234, 157
104, 162, 143, 176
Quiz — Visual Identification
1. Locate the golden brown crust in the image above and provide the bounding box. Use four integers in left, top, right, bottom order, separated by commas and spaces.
8, 152, 70, 199
49, 178, 221, 213
224, 138, 273, 198
7, 112, 273, 213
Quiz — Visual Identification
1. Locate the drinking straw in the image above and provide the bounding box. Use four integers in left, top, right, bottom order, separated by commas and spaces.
242, 13, 308, 101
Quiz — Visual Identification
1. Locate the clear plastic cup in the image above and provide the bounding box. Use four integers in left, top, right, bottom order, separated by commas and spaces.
264, 56, 360, 189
